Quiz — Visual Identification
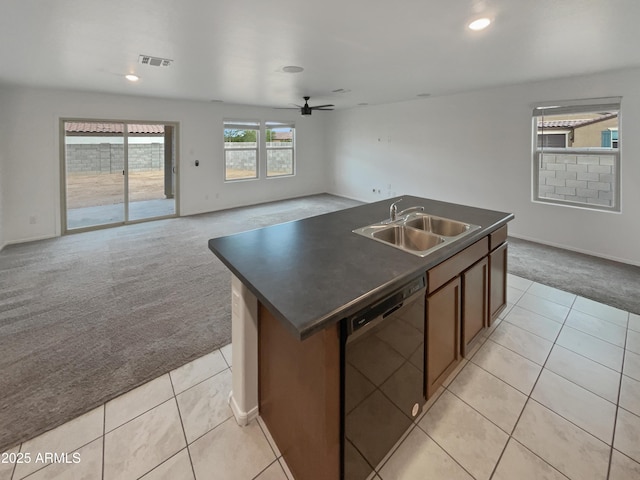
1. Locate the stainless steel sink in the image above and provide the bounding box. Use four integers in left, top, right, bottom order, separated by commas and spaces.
404, 214, 471, 236
353, 210, 480, 257
372, 225, 445, 251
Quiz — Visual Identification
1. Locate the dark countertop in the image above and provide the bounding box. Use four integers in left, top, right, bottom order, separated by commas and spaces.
208, 195, 513, 340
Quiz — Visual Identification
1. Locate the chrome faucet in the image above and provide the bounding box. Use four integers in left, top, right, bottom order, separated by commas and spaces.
398, 205, 425, 217
389, 199, 403, 221
390, 198, 425, 221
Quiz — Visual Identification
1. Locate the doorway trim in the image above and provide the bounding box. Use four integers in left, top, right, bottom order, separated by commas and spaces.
59, 118, 180, 234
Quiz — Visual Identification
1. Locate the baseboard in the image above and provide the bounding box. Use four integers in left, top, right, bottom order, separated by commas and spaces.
323, 190, 370, 204
182, 190, 332, 218
508, 233, 640, 267
228, 391, 259, 427
4, 233, 58, 248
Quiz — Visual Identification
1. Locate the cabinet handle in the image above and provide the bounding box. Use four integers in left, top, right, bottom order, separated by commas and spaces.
383, 303, 403, 318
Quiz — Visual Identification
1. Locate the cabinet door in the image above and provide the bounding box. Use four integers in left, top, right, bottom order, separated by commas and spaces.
462, 257, 488, 356
426, 277, 461, 399
489, 242, 508, 323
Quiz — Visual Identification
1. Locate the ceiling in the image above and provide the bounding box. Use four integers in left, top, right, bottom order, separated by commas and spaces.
1, 0, 640, 110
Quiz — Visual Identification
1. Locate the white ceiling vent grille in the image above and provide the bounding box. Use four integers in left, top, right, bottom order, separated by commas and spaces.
138, 55, 173, 67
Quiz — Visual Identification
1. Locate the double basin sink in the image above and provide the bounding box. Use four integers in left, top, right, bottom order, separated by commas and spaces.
353, 210, 480, 257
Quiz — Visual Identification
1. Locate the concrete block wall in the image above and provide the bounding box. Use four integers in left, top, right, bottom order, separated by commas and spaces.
266, 150, 294, 174
224, 145, 293, 175
224, 149, 257, 174
66, 143, 163, 174
538, 153, 615, 207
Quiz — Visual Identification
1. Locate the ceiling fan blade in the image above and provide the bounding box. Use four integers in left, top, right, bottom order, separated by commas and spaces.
312, 107, 334, 111
273, 107, 299, 110
310, 104, 334, 109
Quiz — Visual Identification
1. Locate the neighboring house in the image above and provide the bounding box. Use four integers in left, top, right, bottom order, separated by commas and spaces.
272, 130, 293, 142
537, 112, 618, 148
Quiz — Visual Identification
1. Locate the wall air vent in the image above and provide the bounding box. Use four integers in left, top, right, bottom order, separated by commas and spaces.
138, 55, 173, 67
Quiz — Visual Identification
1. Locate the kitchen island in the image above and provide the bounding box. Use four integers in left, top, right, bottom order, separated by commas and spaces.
208, 195, 513, 480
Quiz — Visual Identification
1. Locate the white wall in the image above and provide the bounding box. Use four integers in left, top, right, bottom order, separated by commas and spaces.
0, 86, 328, 244
0, 148, 4, 250
327, 68, 640, 265
0, 89, 5, 249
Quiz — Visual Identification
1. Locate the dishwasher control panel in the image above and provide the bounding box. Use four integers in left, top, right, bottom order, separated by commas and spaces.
349, 274, 426, 333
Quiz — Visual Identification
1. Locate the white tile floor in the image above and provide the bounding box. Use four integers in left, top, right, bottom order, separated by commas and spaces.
2, 275, 640, 480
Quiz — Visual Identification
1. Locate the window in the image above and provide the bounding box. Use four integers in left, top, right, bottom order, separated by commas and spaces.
601, 129, 618, 148
223, 120, 296, 180
266, 122, 295, 177
224, 120, 259, 180
537, 132, 568, 148
532, 97, 621, 211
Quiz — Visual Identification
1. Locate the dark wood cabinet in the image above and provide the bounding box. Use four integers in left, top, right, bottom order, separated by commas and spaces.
259, 304, 341, 480
425, 277, 461, 399
489, 241, 508, 323
461, 257, 489, 356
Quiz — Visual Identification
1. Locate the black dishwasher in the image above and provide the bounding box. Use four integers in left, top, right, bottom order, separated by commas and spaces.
341, 274, 427, 480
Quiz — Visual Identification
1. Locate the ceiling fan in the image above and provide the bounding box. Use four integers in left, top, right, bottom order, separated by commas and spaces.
279, 96, 335, 116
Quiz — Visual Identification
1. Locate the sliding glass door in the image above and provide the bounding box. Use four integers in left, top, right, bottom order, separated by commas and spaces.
126, 123, 176, 222
63, 121, 177, 231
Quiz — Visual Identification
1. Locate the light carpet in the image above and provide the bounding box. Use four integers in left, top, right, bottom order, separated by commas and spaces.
0, 194, 361, 452
508, 236, 640, 315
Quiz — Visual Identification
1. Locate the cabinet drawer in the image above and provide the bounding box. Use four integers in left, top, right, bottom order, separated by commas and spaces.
489, 225, 508, 251
428, 237, 489, 294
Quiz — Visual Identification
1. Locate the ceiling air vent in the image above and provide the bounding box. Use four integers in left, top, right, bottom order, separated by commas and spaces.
138, 55, 173, 67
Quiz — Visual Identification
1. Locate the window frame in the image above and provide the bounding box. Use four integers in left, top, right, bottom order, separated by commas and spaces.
531, 97, 621, 213
223, 120, 260, 182
265, 121, 296, 178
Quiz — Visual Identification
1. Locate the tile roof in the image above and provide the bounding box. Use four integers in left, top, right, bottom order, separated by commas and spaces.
65, 123, 164, 134
538, 112, 617, 129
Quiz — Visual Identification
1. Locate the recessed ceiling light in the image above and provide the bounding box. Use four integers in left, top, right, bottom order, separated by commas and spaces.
357, 102, 369, 106
417, 93, 431, 97
282, 65, 304, 73
125, 74, 139, 82
332, 88, 352, 94
468, 18, 491, 31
